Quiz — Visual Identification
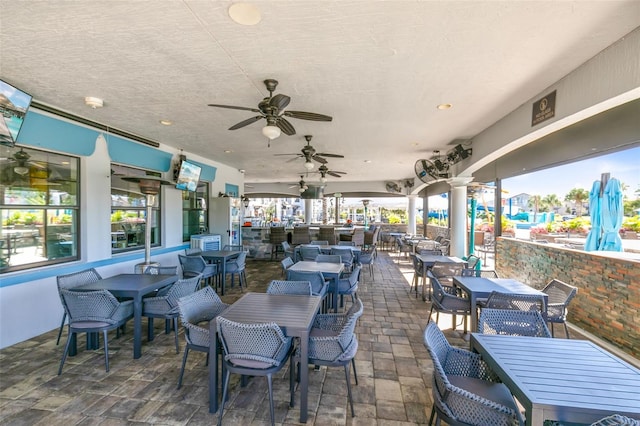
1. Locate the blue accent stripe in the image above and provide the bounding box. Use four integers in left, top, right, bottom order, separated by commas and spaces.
225, 183, 239, 197
107, 136, 174, 172
0, 244, 189, 288
18, 111, 98, 156
189, 160, 217, 182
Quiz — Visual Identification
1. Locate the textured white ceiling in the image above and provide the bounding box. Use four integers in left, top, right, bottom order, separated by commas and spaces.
1, 1, 638, 187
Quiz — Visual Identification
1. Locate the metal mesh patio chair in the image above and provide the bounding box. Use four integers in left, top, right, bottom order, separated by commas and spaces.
427, 261, 464, 303
428, 275, 471, 333
280, 256, 294, 276
142, 274, 201, 353
410, 253, 426, 298
330, 247, 354, 271
286, 270, 329, 312
316, 254, 342, 263
176, 286, 228, 389
358, 244, 377, 282
310, 240, 329, 246
330, 264, 361, 309
466, 254, 482, 270
281, 241, 294, 260
58, 289, 134, 374
299, 246, 321, 261
178, 254, 217, 288
184, 247, 202, 256
269, 227, 287, 260
56, 268, 103, 345
462, 268, 499, 278
478, 308, 552, 337
297, 299, 364, 417
482, 291, 546, 313
395, 237, 412, 263
590, 414, 640, 426
541, 279, 578, 338
224, 251, 247, 291
423, 322, 524, 426
266, 280, 313, 295
222, 244, 245, 251
142, 265, 179, 297
216, 317, 294, 426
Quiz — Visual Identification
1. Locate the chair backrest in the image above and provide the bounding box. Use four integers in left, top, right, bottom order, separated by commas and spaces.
184, 247, 202, 256
282, 241, 292, 252
280, 257, 294, 271
344, 264, 361, 290
178, 286, 227, 347
223, 244, 244, 251
60, 289, 121, 324
410, 253, 424, 276
57, 268, 103, 314
286, 270, 326, 295
269, 227, 287, 244
310, 240, 329, 246
418, 249, 441, 256
542, 279, 578, 306
230, 251, 247, 267
144, 265, 179, 275
484, 291, 546, 312
299, 246, 321, 261
590, 414, 640, 426
350, 228, 365, 246
163, 275, 202, 307
430, 276, 459, 305
465, 254, 481, 270
266, 280, 313, 295
330, 247, 354, 264
461, 268, 499, 278
316, 254, 342, 263
431, 261, 463, 278
178, 254, 206, 274
217, 317, 290, 368
478, 308, 552, 337
318, 227, 337, 245
337, 241, 355, 246
292, 226, 311, 245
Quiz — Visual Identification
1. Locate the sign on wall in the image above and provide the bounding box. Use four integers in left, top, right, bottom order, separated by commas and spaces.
531, 90, 556, 126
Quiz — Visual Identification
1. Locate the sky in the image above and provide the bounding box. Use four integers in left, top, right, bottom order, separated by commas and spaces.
502, 147, 640, 199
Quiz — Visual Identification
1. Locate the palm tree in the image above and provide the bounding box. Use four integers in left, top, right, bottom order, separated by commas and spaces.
542, 194, 561, 214
564, 188, 589, 216
527, 194, 542, 222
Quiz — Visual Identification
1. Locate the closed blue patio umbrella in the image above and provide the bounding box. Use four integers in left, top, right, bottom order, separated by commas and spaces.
598, 177, 623, 252
584, 180, 602, 251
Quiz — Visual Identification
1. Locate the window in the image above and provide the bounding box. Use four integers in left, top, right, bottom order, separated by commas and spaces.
110, 164, 161, 253
181, 181, 209, 241
1, 146, 79, 272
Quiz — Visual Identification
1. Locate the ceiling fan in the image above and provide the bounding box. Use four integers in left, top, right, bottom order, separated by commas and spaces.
288, 175, 309, 193
275, 135, 344, 170
316, 164, 346, 183
208, 79, 332, 143
0, 148, 46, 176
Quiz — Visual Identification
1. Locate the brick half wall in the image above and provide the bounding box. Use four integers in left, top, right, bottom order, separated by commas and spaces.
496, 238, 640, 359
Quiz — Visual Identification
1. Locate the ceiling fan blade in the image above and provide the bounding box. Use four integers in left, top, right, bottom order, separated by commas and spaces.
283, 111, 333, 121
273, 153, 300, 156
311, 155, 328, 164
208, 104, 261, 113
229, 115, 263, 130
316, 152, 344, 158
276, 117, 296, 136
327, 171, 343, 178
269, 94, 291, 110
285, 156, 301, 163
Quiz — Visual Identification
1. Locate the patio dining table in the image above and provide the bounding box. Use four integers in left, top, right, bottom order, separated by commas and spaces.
471, 333, 640, 425
209, 292, 322, 423
453, 276, 548, 332
295, 244, 361, 262
287, 260, 344, 312
70, 273, 179, 359
200, 250, 242, 295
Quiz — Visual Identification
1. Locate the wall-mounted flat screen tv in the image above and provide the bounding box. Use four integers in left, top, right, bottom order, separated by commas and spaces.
175, 160, 202, 192
0, 79, 33, 147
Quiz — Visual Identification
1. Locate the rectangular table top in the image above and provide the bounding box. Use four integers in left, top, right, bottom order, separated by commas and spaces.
471, 333, 640, 425
200, 250, 242, 260
288, 260, 344, 275
453, 276, 547, 299
77, 273, 178, 294
416, 254, 466, 266
215, 292, 322, 335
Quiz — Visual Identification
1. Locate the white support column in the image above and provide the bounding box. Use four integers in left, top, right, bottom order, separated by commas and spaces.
275, 200, 282, 221
448, 177, 473, 258
407, 195, 417, 235
304, 198, 313, 224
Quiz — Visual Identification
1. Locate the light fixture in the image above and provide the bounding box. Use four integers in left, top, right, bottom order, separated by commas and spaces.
228, 2, 261, 26
320, 176, 327, 184
14, 166, 29, 175
304, 161, 314, 170
159, 119, 172, 126
361, 199, 370, 207
84, 97, 104, 109
262, 125, 281, 140
241, 195, 250, 208
437, 103, 452, 110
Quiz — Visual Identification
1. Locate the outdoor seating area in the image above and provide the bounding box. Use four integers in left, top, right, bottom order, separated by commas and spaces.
2, 244, 639, 425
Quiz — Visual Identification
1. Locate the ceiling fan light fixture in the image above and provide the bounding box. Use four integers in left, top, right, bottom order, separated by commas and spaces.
262, 125, 281, 140
14, 166, 29, 175
84, 96, 104, 109
228, 3, 262, 26
320, 176, 327, 183
304, 161, 314, 170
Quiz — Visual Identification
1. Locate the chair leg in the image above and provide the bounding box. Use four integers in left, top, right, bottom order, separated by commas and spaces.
173, 317, 179, 354
103, 330, 110, 372
217, 369, 231, 426
550, 322, 555, 337
563, 322, 570, 339
428, 406, 436, 426
266, 374, 275, 426
344, 363, 355, 417
351, 358, 358, 386
289, 353, 295, 408
58, 331, 74, 375
56, 313, 66, 345
177, 347, 190, 389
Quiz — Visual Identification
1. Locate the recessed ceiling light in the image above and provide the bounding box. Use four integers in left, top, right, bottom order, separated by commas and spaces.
84, 97, 103, 108
228, 3, 261, 26
224, 150, 233, 153
437, 103, 452, 110
364, 160, 372, 163
159, 119, 172, 126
